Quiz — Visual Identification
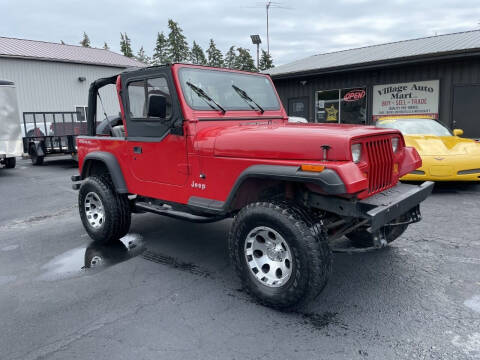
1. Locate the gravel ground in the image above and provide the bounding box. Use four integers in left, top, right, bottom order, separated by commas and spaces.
0, 158, 479, 360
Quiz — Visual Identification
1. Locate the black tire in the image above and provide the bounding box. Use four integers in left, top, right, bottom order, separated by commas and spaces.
346, 215, 409, 248
4, 157, 16, 169
228, 202, 332, 310
78, 174, 131, 244
29, 144, 44, 166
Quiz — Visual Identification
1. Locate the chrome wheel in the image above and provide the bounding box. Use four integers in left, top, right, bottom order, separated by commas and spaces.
244, 226, 293, 288
84, 192, 105, 229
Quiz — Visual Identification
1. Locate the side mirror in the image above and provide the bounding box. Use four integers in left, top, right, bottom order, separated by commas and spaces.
147, 94, 166, 118
453, 129, 464, 137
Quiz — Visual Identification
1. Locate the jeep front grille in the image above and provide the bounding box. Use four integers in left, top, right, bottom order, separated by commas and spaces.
365, 137, 395, 195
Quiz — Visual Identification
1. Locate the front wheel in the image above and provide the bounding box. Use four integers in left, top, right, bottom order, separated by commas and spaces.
228, 202, 332, 310
4, 157, 16, 168
78, 174, 131, 244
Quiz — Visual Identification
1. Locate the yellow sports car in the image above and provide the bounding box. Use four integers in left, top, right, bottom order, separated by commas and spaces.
376, 116, 480, 181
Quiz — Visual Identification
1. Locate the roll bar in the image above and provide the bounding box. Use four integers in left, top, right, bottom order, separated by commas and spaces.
86, 75, 119, 136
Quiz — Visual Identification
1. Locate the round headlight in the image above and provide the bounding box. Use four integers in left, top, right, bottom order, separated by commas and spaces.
392, 137, 399, 153
351, 143, 362, 163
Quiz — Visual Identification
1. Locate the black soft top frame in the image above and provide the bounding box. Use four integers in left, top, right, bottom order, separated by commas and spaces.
87, 74, 118, 136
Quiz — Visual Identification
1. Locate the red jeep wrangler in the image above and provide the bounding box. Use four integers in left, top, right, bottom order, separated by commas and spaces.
72, 64, 433, 309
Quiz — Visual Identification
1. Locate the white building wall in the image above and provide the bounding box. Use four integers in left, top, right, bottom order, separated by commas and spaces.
0, 57, 123, 117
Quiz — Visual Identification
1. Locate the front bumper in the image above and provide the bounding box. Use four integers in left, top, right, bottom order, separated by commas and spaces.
401, 171, 480, 182
308, 181, 434, 232
401, 155, 480, 182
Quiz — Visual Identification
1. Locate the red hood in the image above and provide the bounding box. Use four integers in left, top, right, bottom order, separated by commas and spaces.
195, 122, 401, 161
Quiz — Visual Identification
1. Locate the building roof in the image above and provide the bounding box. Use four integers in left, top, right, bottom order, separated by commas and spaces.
0, 36, 146, 68
268, 30, 480, 79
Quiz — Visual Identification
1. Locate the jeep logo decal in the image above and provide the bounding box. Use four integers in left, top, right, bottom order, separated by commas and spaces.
191, 181, 206, 190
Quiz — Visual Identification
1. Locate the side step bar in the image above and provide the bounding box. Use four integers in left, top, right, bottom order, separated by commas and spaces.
134, 202, 228, 223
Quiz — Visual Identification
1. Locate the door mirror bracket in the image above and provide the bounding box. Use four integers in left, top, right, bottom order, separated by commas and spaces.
147, 94, 167, 119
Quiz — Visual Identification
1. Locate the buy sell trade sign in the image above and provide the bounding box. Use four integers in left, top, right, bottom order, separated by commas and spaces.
372, 80, 439, 120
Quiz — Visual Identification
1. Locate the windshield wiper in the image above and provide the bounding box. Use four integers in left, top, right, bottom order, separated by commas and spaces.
186, 81, 226, 114
232, 84, 264, 114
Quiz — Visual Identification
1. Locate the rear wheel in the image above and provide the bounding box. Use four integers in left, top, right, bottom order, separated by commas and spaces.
79, 174, 131, 244
4, 157, 16, 168
228, 202, 332, 310
346, 215, 409, 248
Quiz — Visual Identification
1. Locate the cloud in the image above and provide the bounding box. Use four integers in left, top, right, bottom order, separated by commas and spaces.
0, 0, 479, 65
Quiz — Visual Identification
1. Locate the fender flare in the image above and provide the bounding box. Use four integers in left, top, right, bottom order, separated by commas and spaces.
81, 151, 128, 193
188, 164, 346, 214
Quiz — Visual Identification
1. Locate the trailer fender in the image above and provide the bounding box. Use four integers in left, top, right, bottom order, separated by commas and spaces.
81, 151, 128, 193
29, 141, 45, 157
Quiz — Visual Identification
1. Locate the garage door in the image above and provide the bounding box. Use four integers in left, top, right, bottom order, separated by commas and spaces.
452, 84, 480, 138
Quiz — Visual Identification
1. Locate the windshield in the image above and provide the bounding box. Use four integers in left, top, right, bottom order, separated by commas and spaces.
376, 118, 452, 136
178, 68, 280, 112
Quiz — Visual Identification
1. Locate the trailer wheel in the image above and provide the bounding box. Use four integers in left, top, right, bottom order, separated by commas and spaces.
228, 202, 332, 310
4, 157, 16, 169
78, 174, 131, 244
29, 144, 44, 166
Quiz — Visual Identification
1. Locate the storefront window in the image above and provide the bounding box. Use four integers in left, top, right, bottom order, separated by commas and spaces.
315, 87, 367, 124
315, 90, 339, 123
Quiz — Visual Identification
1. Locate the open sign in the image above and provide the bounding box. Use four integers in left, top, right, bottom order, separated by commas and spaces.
343, 89, 366, 102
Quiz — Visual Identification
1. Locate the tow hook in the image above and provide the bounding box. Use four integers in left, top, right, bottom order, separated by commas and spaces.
372, 232, 388, 248
410, 205, 422, 223
71, 174, 82, 190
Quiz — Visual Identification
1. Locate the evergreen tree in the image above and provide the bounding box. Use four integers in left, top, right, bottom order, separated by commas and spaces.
103, 42, 109, 50
120, 32, 133, 58
190, 41, 207, 65
80, 32, 91, 47
235, 47, 257, 72
166, 19, 190, 62
258, 49, 274, 71
152, 32, 170, 65
136, 46, 151, 64
224, 46, 237, 69
206, 39, 224, 68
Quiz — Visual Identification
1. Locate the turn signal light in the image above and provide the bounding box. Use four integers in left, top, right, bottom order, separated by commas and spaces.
300, 164, 325, 172
393, 163, 399, 174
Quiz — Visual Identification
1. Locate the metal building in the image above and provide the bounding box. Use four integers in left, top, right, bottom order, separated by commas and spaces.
0, 36, 146, 118
268, 30, 480, 138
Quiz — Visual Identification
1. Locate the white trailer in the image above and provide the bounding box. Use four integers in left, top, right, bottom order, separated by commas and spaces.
0, 80, 22, 168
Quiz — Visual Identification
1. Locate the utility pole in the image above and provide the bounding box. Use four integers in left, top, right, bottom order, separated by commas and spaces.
244, 1, 290, 57
266, 1, 271, 55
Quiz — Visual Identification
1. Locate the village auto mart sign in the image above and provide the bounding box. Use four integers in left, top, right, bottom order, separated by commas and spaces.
372, 80, 439, 119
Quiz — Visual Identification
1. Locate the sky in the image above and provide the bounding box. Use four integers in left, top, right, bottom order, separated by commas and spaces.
1, 0, 480, 66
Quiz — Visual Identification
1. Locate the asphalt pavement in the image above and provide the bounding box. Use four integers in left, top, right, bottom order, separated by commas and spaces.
1, 158, 479, 360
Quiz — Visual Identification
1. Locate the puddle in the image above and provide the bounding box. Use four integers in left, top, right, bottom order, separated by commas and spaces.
464, 295, 480, 313
38, 234, 145, 281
